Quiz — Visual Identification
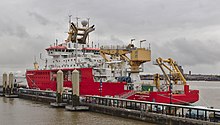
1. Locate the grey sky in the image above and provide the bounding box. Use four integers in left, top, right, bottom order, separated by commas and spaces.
0, 0, 220, 74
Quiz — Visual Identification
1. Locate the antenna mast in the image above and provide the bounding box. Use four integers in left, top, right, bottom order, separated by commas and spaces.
76, 17, 80, 27
87, 18, 90, 44
69, 15, 72, 28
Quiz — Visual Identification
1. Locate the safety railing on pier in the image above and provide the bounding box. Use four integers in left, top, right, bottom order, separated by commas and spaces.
13, 88, 220, 123
84, 95, 220, 123
18, 88, 56, 98
17, 88, 74, 103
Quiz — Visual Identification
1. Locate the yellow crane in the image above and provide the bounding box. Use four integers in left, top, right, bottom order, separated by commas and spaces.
100, 44, 151, 73
155, 57, 187, 86
153, 73, 161, 91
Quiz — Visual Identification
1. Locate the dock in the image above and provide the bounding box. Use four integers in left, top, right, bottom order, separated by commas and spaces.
0, 87, 219, 125
83, 95, 220, 125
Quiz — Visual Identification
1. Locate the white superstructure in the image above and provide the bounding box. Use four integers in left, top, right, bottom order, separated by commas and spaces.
36, 18, 125, 82
46, 43, 103, 69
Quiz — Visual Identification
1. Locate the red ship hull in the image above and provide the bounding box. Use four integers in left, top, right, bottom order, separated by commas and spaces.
128, 86, 199, 104
26, 68, 199, 104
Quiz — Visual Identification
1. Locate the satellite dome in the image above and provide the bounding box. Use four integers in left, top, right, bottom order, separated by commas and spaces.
81, 20, 88, 27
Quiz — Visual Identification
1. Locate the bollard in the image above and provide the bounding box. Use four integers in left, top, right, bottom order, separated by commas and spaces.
8, 72, 14, 94
72, 69, 80, 106
56, 70, 63, 103
2, 73, 7, 95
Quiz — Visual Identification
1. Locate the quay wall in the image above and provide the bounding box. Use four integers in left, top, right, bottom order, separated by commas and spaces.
83, 103, 217, 125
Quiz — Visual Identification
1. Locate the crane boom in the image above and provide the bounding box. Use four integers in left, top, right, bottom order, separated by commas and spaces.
100, 44, 151, 73
155, 57, 186, 85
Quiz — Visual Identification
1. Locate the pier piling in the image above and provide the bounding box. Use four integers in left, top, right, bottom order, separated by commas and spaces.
65, 69, 89, 111
4, 73, 18, 98
56, 70, 63, 103
50, 70, 66, 107
2, 73, 7, 96
8, 72, 13, 94
72, 69, 79, 106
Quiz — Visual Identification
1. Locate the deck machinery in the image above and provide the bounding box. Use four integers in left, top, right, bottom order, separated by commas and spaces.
100, 44, 151, 82
154, 57, 187, 92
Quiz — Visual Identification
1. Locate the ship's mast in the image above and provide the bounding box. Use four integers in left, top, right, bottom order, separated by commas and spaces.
69, 15, 72, 28
33, 56, 39, 70
75, 17, 79, 65
87, 18, 90, 44
75, 38, 78, 65
76, 17, 80, 27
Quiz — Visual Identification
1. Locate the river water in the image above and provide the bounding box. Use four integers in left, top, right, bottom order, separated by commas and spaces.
0, 98, 153, 125
189, 81, 220, 109
0, 81, 219, 125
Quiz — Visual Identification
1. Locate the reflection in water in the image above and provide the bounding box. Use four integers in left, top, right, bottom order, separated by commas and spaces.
72, 112, 79, 125
9, 98, 14, 105
3, 97, 7, 103
0, 98, 154, 125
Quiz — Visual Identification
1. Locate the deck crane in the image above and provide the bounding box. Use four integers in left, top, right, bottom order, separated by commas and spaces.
100, 43, 151, 82
154, 57, 187, 91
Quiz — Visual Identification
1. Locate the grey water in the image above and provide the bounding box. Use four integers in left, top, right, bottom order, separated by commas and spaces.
0, 81, 219, 125
189, 81, 220, 109
0, 98, 154, 125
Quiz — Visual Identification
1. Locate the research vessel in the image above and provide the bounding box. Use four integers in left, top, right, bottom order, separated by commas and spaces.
26, 18, 199, 104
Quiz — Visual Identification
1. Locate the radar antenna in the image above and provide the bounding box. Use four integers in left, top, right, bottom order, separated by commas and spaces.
66, 17, 95, 44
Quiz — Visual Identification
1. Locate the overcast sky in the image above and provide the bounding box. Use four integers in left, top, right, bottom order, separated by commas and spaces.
1, 0, 220, 75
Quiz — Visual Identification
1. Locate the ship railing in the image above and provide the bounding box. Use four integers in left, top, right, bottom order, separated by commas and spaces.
17, 88, 73, 103
83, 95, 220, 123
100, 45, 128, 50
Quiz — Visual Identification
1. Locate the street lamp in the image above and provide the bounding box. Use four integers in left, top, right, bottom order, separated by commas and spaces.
140, 40, 146, 48
131, 39, 135, 44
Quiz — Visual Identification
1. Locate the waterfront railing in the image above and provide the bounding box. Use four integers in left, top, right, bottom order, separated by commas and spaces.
84, 95, 220, 123
15, 88, 220, 123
